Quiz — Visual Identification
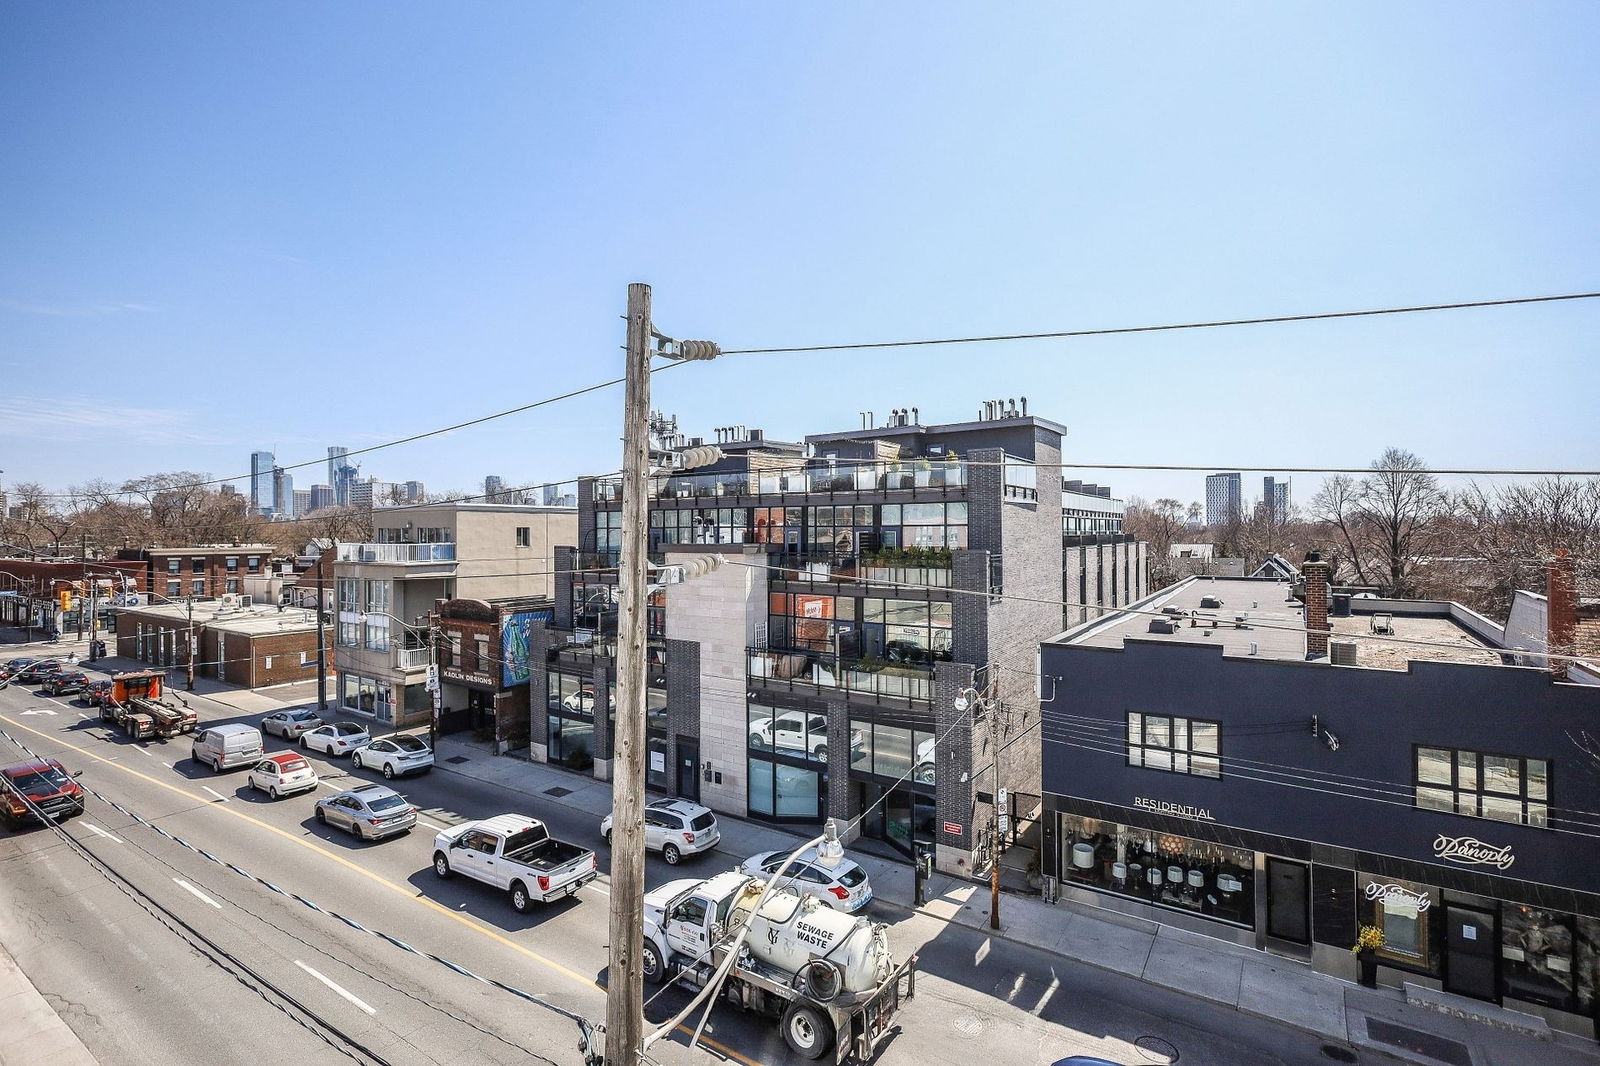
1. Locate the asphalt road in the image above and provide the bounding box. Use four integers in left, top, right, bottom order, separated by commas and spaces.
0, 675, 1362, 1066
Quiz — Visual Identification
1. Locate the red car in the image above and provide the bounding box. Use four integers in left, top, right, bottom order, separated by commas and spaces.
1, 758, 86, 829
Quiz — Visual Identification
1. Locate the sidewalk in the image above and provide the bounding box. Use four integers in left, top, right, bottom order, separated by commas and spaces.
0, 930, 98, 1065
425, 736, 1600, 1066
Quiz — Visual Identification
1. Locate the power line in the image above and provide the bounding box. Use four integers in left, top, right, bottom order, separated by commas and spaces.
720, 291, 1600, 356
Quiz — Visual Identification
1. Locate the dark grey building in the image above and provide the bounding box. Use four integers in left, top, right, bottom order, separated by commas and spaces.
531, 407, 1146, 874
1039, 560, 1600, 1034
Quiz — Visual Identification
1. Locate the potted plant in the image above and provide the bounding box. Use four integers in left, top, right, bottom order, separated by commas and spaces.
1352, 925, 1383, 987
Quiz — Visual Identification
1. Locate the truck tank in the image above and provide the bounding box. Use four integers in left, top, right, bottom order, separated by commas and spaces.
731, 880, 895, 997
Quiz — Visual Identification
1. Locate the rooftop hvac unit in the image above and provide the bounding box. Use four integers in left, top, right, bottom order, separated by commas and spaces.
1330, 640, 1359, 667
240, 595, 253, 608
219, 593, 240, 610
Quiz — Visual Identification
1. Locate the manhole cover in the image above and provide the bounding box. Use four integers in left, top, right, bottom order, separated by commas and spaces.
1133, 1035, 1179, 1063
951, 1014, 984, 1037
445, 755, 471, 765
1320, 1047, 1359, 1063
1364, 1020, 1470, 1066
544, 786, 573, 798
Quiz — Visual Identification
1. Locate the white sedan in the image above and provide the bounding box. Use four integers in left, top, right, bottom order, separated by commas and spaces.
736, 847, 874, 912
300, 721, 371, 757
351, 734, 434, 779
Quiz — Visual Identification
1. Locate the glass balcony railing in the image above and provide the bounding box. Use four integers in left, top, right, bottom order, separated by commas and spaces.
336, 543, 456, 564
747, 646, 934, 704
592, 460, 971, 502
769, 552, 953, 588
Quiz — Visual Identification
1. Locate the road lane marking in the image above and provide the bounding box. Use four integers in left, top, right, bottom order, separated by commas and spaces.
418, 820, 445, 832
82, 822, 125, 844
587, 884, 610, 897
134, 747, 155, 758
0, 713, 769, 1066
295, 960, 377, 1015
20, 709, 57, 716
78, 713, 91, 720
173, 878, 222, 908
202, 786, 229, 803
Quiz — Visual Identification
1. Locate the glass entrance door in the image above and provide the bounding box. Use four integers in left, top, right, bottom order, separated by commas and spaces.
1444, 905, 1499, 1002
676, 737, 700, 803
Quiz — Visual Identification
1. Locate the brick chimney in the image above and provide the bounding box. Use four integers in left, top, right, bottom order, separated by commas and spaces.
1303, 550, 1331, 659
1546, 549, 1576, 681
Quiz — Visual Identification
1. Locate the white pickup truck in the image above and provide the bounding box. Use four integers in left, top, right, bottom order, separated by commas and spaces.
432, 814, 597, 912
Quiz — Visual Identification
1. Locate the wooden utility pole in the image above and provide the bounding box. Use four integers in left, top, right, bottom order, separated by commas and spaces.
316, 552, 328, 710
990, 680, 1002, 930
606, 282, 653, 1066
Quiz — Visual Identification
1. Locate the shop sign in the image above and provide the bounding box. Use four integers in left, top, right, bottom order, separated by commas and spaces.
1364, 881, 1432, 912
1133, 796, 1215, 822
1433, 834, 1515, 870
943, 821, 962, 836
440, 665, 492, 687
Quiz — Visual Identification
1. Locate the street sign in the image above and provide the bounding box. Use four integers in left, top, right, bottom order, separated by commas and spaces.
943, 821, 962, 836
998, 786, 1007, 804
998, 815, 1010, 836
425, 665, 439, 693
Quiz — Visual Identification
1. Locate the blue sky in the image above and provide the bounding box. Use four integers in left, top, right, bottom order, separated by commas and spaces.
2, 3, 1596, 510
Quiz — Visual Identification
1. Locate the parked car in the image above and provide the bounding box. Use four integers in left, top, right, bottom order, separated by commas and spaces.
44, 671, 90, 697
0, 758, 86, 829
246, 752, 319, 799
432, 814, 597, 911
600, 798, 719, 864
191, 724, 266, 772
314, 783, 417, 841
261, 708, 325, 740
736, 847, 874, 912
300, 721, 371, 757
80, 679, 115, 706
350, 734, 433, 779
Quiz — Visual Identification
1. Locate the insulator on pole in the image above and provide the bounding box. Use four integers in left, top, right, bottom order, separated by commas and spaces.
673, 339, 722, 361
676, 445, 724, 471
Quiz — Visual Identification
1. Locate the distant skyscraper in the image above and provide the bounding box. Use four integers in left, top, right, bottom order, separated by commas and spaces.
309, 484, 334, 512
293, 488, 311, 515
404, 481, 425, 503
273, 466, 294, 517
250, 451, 275, 516
484, 475, 504, 502
328, 446, 357, 506
1205, 473, 1242, 526
1262, 476, 1291, 522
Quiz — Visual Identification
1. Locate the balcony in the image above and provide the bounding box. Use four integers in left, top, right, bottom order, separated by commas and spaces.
337, 543, 457, 565
747, 647, 934, 705
592, 459, 970, 504
770, 550, 953, 589
395, 645, 432, 671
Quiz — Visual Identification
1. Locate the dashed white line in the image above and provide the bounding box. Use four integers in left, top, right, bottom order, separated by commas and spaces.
417, 820, 445, 832
134, 747, 155, 758
172, 878, 222, 908
82, 822, 125, 844
294, 960, 377, 1015
202, 786, 229, 803
77, 713, 91, 720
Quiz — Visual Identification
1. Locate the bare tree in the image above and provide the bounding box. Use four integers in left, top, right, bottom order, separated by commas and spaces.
1123, 497, 1187, 588
3, 482, 73, 557
1309, 450, 1445, 596
1453, 476, 1600, 617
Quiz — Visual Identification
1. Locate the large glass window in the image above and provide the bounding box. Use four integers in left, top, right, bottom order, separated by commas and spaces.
1358, 873, 1437, 970
1503, 905, 1577, 1011
337, 578, 359, 613
747, 697, 828, 823
1060, 814, 1255, 928
1126, 713, 1221, 777
548, 714, 594, 770
749, 701, 828, 762
849, 719, 935, 784
365, 579, 390, 615
1414, 746, 1548, 826
338, 620, 360, 648
746, 757, 824, 822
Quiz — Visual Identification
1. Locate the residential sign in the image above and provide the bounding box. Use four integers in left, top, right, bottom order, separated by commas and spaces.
1133, 796, 1216, 822
1433, 834, 1515, 870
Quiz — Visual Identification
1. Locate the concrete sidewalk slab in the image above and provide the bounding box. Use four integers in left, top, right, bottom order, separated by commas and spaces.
1238, 957, 1346, 1039
1144, 931, 1244, 1008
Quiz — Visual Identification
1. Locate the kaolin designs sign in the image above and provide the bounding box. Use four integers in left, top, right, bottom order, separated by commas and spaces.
1433, 834, 1515, 870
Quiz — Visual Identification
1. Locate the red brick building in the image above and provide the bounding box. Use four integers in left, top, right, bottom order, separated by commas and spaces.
115, 599, 322, 689
115, 544, 281, 602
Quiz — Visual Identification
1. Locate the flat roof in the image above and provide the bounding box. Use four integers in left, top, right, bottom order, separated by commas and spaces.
119, 601, 320, 636
806, 413, 1070, 443
1058, 576, 1502, 670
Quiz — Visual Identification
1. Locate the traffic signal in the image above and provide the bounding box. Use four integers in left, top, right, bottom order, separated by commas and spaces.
58, 589, 72, 612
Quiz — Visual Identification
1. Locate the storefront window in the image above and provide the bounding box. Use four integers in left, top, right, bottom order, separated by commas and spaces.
1358, 874, 1437, 970
548, 714, 594, 769
646, 734, 670, 792
1059, 813, 1256, 928
1503, 906, 1577, 1011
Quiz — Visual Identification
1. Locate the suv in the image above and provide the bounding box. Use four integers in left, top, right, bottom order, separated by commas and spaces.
44, 671, 90, 697
80, 679, 115, 706
600, 798, 719, 864
0, 657, 38, 681
12, 660, 66, 684
1, 759, 86, 829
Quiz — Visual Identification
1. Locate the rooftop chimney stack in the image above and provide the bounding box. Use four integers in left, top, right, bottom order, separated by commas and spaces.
1303, 550, 1332, 659
1546, 548, 1576, 681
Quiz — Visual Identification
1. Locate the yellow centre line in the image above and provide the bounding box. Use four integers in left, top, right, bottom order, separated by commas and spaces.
1, 713, 762, 1066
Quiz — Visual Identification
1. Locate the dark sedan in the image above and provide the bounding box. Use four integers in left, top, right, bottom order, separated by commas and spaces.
45, 671, 91, 696
13, 661, 67, 684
